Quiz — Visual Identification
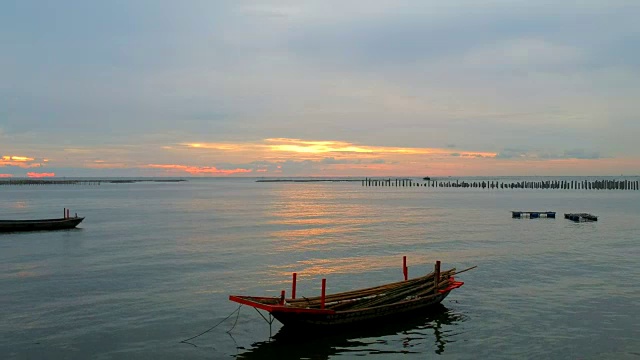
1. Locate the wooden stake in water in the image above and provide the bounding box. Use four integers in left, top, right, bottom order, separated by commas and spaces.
292, 273, 297, 300
435, 261, 441, 294
403, 256, 408, 281
321, 279, 326, 309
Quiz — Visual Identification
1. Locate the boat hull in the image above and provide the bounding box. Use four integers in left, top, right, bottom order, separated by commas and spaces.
271, 292, 450, 328
0, 217, 85, 232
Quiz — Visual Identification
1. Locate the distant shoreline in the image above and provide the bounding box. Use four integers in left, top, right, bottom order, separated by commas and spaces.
0, 179, 187, 185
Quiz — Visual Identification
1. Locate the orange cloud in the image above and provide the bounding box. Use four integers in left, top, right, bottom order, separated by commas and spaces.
265, 138, 374, 154
1, 155, 43, 168
0, 174, 13, 178
184, 143, 253, 151
2, 156, 35, 162
146, 164, 252, 175
85, 160, 130, 169
263, 138, 497, 158
179, 138, 497, 163
27, 172, 55, 178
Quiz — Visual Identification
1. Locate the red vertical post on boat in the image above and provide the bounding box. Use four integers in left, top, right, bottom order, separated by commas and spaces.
435, 260, 441, 293
292, 273, 297, 299
321, 278, 326, 309
403, 256, 408, 281
66, 209, 70, 219
280, 290, 285, 305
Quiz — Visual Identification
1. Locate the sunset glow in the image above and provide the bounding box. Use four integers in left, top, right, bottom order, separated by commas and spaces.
184, 143, 254, 151
85, 160, 130, 169
1, 136, 634, 177
27, 172, 55, 178
179, 138, 497, 161
265, 138, 374, 154
146, 164, 253, 176
1, 155, 44, 169
3, 138, 627, 177
2, 156, 35, 162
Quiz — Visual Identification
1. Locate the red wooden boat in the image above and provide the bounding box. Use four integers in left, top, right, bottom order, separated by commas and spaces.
230, 261, 468, 328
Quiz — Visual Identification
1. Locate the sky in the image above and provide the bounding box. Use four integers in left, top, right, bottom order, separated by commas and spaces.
1, 0, 639, 178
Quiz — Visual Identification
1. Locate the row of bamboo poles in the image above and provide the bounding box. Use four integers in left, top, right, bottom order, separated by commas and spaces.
284, 259, 464, 311
362, 178, 639, 190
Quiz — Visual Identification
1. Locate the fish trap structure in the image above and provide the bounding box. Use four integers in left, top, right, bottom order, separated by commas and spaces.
511, 211, 556, 219
564, 213, 598, 222
360, 178, 639, 191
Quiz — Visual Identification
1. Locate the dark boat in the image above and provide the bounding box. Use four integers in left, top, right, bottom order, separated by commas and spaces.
230, 261, 470, 328
0, 216, 84, 232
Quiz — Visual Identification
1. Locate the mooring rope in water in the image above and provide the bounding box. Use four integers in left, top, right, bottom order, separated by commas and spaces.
180, 305, 242, 345
227, 304, 242, 333
251, 307, 276, 338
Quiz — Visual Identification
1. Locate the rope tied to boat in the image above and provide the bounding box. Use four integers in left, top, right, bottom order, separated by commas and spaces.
252, 307, 275, 326
179, 304, 242, 346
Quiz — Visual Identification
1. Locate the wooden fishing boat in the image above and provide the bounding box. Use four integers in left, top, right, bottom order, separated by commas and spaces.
230, 261, 470, 328
0, 216, 84, 232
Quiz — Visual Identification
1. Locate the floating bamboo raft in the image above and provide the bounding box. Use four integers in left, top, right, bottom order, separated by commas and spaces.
512, 211, 556, 218
564, 213, 598, 222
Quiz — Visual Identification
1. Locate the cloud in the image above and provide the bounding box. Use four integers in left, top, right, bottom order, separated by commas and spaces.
496, 148, 602, 160
9, 137, 488, 176
145, 164, 252, 176
559, 149, 602, 160
182, 138, 495, 159
462, 38, 583, 69
322, 157, 359, 165
240, 4, 301, 18
27, 172, 55, 178
283, 2, 620, 71
1, 155, 46, 168
2, 155, 34, 162
265, 138, 374, 154
321, 157, 390, 165
145, 157, 391, 176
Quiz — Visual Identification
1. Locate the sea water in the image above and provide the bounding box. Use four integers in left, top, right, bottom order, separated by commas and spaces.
1, 177, 639, 359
